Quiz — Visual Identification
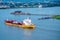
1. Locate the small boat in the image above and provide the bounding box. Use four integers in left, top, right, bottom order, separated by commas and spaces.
11, 11, 22, 15
5, 20, 35, 29
11, 11, 30, 15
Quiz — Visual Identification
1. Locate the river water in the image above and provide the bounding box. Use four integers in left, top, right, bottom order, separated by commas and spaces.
0, 7, 60, 40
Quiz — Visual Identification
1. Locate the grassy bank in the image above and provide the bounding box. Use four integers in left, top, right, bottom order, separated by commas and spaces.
52, 15, 60, 19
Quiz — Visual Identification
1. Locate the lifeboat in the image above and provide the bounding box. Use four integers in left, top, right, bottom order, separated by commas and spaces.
5, 20, 35, 29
